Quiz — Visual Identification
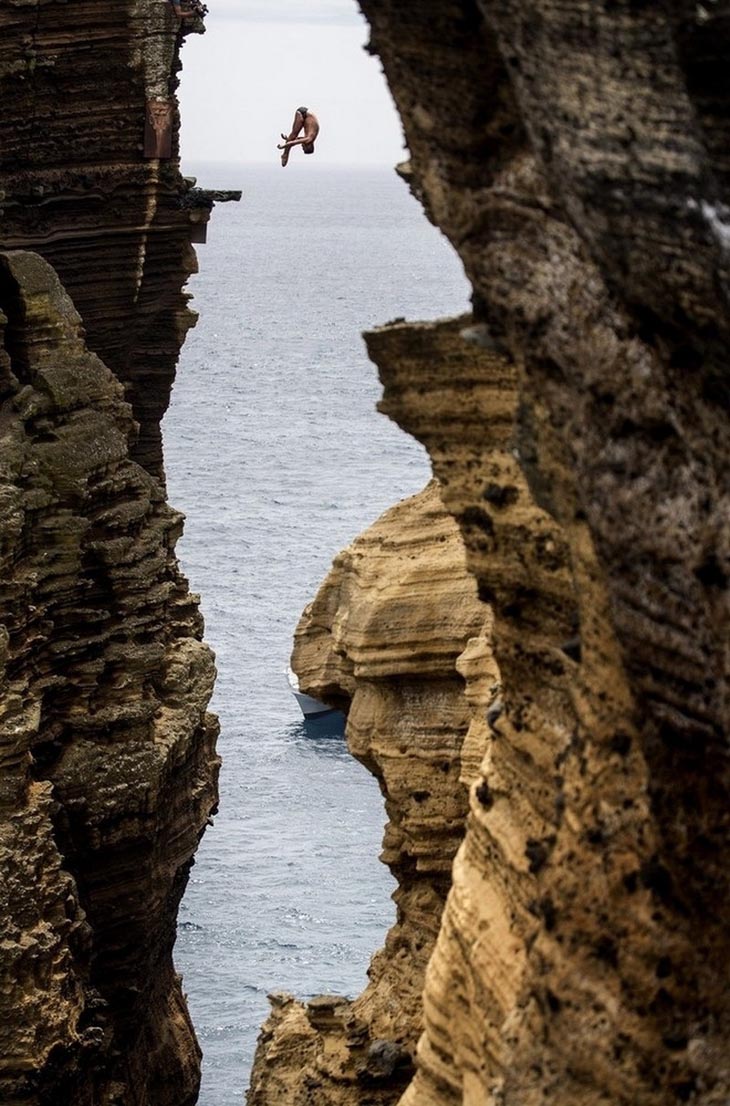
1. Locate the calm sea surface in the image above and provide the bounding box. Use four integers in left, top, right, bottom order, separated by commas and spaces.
164, 163, 469, 1106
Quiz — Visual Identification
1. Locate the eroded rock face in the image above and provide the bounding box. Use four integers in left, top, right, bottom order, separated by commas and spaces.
0, 251, 219, 1106
369, 315, 653, 1106
252, 3, 730, 1104
0, 0, 209, 480
356, 2, 730, 1103
249, 483, 499, 1106
0, 5, 222, 1103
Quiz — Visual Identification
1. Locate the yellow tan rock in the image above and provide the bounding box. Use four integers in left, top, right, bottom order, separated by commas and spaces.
249, 481, 499, 1106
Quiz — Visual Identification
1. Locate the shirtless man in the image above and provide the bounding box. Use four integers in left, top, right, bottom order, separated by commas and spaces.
277, 107, 320, 167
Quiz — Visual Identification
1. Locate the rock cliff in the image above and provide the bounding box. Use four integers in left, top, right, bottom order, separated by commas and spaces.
1, 0, 219, 480
249, 482, 498, 1106
3, 1, 730, 1103
252, 2, 730, 1105
0, 4, 228, 1103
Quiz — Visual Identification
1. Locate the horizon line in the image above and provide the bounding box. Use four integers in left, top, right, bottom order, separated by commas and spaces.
181, 158, 408, 171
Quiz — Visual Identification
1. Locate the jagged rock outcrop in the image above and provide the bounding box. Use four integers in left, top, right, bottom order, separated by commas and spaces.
0, 4, 225, 1103
249, 482, 499, 1106
0, 249, 218, 1106
0, 0, 215, 481
252, 2, 730, 1104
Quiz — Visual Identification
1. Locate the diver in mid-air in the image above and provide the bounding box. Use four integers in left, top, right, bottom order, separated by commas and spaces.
277, 107, 320, 167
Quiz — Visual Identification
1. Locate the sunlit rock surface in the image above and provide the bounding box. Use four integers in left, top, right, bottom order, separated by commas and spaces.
370, 315, 649, 1106
249, 483, 498, 1106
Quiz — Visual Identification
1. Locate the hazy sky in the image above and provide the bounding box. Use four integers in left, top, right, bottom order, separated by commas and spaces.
178, 0, 407, 166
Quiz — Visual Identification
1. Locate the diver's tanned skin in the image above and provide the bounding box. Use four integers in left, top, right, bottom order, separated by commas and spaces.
278, 108, 320, 166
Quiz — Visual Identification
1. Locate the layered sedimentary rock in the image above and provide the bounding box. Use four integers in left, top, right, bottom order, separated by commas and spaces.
367, 3, 730, 1102
371, 316, 648, 1106
0, 0, 220, 480
0, 4, 226, 1103
249, 482, 499, 1106
0, 251, 219, 1105
253, 2, 730, 1104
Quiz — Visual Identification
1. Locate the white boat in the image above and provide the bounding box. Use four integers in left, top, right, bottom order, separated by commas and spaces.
287, 666, 337, 719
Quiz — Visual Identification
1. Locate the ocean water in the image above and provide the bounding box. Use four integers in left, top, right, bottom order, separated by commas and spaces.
164, 163, 469, 1106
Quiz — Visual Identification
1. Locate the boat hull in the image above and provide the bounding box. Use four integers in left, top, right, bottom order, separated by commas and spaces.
291, 689, 338, 719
